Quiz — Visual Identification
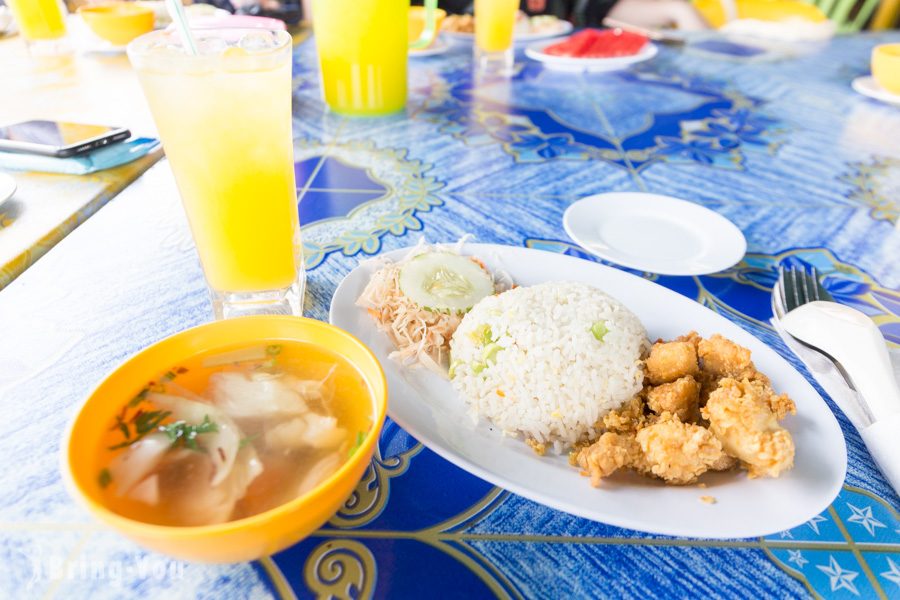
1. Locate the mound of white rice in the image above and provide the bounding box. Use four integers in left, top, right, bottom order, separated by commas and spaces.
449, 281, 648, 452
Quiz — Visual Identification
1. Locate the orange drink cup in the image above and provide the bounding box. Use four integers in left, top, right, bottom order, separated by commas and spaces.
128, 29, 305, 319
474, 0, 519, 73
7, 0, 70, 56
872, 44, 900, 95
313, 0, 438, 116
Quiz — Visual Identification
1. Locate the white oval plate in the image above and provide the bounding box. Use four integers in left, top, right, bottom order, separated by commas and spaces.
852, 76, 900, 107
410, 36, 451, 58
330, 243, 847, 538
0, 172, 16, 209
443, 19, 572, 45
525, 39, 657, 72
563, 193, 747, 275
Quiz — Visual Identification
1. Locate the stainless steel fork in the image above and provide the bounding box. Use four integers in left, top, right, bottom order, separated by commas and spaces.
771, 265, 863, 396
774, 266, 900, 495
771, 265, 832, 320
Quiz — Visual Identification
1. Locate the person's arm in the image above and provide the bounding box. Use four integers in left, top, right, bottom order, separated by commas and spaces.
606, 0, 708, 30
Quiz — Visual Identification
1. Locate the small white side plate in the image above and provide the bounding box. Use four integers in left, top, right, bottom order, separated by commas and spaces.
443, 19, 572, 45
525, 40, 657, 72
410, 37, 451, 58
0, 172, 16, 209
563, 193, 747, 275
329, 243, 847, 538
852, 76, 900, 107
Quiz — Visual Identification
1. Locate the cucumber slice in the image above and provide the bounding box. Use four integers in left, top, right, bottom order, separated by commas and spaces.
399, 252, 494, 313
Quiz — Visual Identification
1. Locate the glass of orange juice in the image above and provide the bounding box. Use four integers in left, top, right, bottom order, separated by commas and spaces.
312, 0, 437, 116
474, 0, 519, 73
6, 0, 70, 56
128, 29, 305, 319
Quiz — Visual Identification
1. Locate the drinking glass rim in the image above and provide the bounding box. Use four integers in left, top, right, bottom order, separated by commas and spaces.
127, 27, 292, 61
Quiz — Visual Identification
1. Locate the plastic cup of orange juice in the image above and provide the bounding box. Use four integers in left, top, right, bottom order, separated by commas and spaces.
128, 29, 306, 319
6, 0, 71, 56
474, 0, 519, 73
313, 0, 438, 116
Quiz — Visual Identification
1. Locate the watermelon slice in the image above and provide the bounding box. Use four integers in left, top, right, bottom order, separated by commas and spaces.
542, 28, 648, 59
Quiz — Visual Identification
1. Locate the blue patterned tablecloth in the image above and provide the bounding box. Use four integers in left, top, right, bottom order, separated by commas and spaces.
2, 33, 899, 599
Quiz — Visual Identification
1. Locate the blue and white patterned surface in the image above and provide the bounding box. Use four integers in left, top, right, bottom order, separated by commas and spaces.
1, 33, 900, 599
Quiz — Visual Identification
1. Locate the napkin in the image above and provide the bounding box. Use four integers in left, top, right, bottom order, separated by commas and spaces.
0, 137, 161, 175
771, 317, 900, 496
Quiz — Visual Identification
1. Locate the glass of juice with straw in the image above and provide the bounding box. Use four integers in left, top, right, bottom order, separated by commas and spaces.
474, 0, 519, 73
6, 0, 70, 56
127, 27, 305, 319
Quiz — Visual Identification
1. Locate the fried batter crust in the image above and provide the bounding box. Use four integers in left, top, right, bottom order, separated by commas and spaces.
701, 378, 795, 478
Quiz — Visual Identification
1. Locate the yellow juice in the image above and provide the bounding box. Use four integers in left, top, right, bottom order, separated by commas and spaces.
130, 34, 301, 294
7, 0, 67, 41
475, 0, 519, 53
313, 0, 408, 116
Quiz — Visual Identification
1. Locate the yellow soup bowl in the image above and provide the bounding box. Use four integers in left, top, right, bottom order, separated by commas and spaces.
78, 2, 155, 46
63, 316, 387, 563
873, 43, 900, 95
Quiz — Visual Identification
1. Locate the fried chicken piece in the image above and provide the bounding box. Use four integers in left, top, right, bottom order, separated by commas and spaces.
698, 335, 753, 378
701, 378, 795, 478
768, 392, 797, 420
675, 330, 702, 349
602, 396, 646, 433
576, 432, 643, 486
646, 376, 700, 423
634, 415, 730, 484
709, 452, 738, 471
645, 341, 699, 385
733, 376, 797, 420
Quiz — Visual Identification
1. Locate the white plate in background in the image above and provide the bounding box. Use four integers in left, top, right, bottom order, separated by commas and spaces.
563, 193, 747, 275
525, 39, 658, 72
852, 76, 900, 107
0, 172, 16, 209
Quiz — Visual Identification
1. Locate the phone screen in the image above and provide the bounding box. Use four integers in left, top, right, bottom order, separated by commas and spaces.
0, 120, 119, 147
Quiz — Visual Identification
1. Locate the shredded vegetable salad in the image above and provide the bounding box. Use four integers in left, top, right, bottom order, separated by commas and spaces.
356, 241, 511, 375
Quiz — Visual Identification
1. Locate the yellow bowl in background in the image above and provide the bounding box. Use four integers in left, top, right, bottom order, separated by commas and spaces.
693, 0, 827, 28
873, 43, 900, 95
409, 6, 446, 48
63, 316, 387, 563
78, 2, 155, 46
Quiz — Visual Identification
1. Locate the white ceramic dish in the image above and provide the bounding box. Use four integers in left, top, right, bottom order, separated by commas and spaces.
563, 193, 747, 275
330, 243, 847, 538
0, 172, 16, 209
443, 19, 572, 45
852, 76, 900, 107
525, 39, 657, 72
410, 36, 451, 58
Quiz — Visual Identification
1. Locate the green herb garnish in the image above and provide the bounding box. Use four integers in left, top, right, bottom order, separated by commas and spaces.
127, 388, 149, 408
98, 468, 112, 489
112, 415, 130, 440
238, 434, 259, 450
266, 344, 283, 357
161, 415, 219, 451
591, 321, 608, 342
448, 359, 464, 379
108, 409, 172, 450
348, 431, 366, 458
482, 342, 502, 365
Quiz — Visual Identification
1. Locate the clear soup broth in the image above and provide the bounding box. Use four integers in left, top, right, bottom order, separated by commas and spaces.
97, 341, 373, 527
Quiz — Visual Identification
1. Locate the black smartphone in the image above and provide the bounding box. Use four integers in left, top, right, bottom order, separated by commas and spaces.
0, 120, 131, 158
